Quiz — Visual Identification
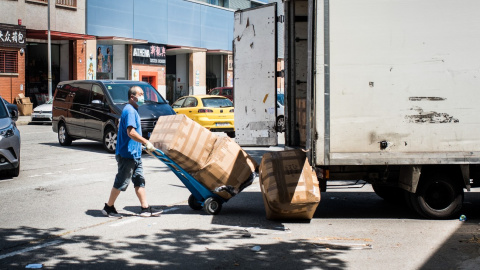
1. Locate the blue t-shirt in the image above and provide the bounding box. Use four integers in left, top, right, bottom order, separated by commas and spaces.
116, 104, 142, 159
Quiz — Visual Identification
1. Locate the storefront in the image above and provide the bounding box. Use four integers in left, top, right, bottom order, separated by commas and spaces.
131, 43, 167, 97
0, 23, 26, 103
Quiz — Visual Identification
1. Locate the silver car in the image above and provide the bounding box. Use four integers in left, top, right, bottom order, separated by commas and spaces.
0, 98, 20, 177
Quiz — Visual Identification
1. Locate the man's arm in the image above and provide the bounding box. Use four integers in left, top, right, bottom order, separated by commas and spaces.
127, 126, 149, 145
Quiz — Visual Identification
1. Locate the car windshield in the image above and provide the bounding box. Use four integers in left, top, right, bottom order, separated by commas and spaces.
105, 83, 167, 105
277, 94, 285, 106
0, 99, 9, 118
201, 97, 233, 108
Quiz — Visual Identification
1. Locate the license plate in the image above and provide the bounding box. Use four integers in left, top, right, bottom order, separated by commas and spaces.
216, 123, 229, 126
35, 114, 49, 118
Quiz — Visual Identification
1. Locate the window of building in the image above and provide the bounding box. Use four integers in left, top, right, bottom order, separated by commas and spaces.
56, 0, 77, 9
0, 50, 18, 74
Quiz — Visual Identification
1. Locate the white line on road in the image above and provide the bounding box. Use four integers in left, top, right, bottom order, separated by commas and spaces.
0, 240, 63, 260
110, 207, 179, 227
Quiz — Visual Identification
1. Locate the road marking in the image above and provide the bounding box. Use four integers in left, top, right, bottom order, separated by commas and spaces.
110, 207, 179, 227
0, 240, 63, 260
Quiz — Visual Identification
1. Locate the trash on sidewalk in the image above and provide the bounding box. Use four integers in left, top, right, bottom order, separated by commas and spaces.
251, 246, 262, 252
25, 264, 43, 269
15, 94, 33, 116
459, 215, 467, 221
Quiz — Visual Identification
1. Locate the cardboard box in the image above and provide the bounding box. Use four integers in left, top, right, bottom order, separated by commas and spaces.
149, 114, 217, 173
15, 95, 33, 116
259, 149, 321, 220
193, 137, 258, 199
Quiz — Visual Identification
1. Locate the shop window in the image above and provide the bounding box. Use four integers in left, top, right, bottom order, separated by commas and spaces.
0, 50, 18, 74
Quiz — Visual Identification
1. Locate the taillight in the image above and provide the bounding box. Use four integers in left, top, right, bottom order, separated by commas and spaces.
198, 109, 213, 113
229, 109, 234, 113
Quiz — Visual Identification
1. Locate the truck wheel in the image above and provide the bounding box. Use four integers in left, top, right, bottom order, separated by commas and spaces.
58, 123, 72, 146
204, 197, 222, 215
372, 184, 405, 204
407, 174, 463, 219
103, 128, 117, 154
188, 194, 203, 210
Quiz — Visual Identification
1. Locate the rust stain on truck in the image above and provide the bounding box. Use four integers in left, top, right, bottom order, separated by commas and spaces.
406, 107, 459, 123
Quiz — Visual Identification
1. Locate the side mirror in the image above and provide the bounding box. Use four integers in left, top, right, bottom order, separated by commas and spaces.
10, 109, 18, 122
91, 100, 103, 107
166, 100, 170, 104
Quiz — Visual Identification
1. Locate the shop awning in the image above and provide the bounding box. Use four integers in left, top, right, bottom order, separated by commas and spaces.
166, 46, 207, 55
26, 29, 96, 40
96, 36, 148, 45
206, 49, 232, 55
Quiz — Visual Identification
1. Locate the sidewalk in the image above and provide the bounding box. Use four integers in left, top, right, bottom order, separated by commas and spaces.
16, 116, 32, 126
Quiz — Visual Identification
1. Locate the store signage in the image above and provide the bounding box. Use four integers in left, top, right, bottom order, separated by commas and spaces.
0, 23, 26, 48
132, 43, 166, 66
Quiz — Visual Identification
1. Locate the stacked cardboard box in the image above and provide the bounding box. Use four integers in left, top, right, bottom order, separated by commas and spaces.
149, 114, 258, 199
15, 94, 33, 116
259, 149, 320, 220
193, 137, 258, 199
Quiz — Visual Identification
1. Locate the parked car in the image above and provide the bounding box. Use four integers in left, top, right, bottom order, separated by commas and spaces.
31, 99, 53, 124
276, 93, 285, 132
208, 87, 233, 102
0, 96, 21, 177
172, 95, 235, 138
52, 80, 175, 153
1, 98, 19, 122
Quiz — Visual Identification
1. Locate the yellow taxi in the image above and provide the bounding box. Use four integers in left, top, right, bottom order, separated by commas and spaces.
171, 95, 235, 137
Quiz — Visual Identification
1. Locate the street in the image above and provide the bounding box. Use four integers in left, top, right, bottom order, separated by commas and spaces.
1, 124, 480, 269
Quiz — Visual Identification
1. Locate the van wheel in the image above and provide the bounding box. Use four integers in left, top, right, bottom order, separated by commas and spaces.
407, 174, 463, 219
58, 123, 72, 146
103, 128, 117, 154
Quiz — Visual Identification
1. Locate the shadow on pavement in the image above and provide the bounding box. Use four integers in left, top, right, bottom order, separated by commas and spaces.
0, 226, 347, 269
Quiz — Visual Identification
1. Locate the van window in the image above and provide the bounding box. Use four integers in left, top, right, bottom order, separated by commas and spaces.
71, 83, 91, 105
210, 89, 220, 95
223, 88, 232, 95
54, 84, 70, 101
105, 83, 167, 105
91, 85, 105, 103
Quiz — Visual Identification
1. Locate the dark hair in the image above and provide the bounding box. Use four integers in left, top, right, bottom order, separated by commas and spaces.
128, 86, 141, 99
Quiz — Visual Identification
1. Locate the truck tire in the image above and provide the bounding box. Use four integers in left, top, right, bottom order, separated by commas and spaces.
103, 127, 117, 154
407, 174, 463, 219
58, 123, 72, 146
372, 184, 404, 204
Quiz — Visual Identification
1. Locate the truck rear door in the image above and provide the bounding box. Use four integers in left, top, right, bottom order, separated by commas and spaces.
233, 3, 278, 146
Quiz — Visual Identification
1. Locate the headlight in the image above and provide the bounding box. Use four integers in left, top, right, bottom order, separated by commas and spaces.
0, 124, 15, 138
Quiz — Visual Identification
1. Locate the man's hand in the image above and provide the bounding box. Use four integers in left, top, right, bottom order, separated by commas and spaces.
145, 141, 155, 152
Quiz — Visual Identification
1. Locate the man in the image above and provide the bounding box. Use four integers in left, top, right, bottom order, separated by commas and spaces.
102, 85, 162, 217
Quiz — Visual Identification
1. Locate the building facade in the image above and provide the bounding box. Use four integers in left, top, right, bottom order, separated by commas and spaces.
0, 0, 267, 107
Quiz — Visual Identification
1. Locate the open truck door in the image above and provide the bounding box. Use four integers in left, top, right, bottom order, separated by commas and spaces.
233, 3, 278, 146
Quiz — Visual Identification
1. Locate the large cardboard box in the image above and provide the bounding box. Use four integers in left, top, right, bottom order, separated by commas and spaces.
149, 114, 217, 172
15, 95, 33, 116
193, 137, 258, 199
259, 149, 321, 220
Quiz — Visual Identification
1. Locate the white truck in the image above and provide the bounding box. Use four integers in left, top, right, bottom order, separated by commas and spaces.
233, 0, 480, 219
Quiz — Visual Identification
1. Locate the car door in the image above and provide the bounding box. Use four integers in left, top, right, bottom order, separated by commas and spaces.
67, 83, 90, 138
174, 97, 198, 120
85, 84, 110, 141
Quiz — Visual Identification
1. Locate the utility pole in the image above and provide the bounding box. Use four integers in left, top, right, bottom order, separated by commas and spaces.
47, 0, 52, 101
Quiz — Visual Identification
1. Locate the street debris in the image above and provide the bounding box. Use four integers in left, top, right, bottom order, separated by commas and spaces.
314, 243, 373, 250
251, 246, 262, 252
25, 264, 43, 269
459, 215, 467, 221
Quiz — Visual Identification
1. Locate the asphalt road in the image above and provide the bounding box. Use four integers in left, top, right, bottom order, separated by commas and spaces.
0, 124, 479, 269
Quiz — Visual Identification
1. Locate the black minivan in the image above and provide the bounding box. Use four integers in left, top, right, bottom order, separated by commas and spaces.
52, 80, 175, 153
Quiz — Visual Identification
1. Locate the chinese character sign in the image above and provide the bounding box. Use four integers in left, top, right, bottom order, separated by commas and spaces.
0, 23, 26, 48
133, 43, 166, 66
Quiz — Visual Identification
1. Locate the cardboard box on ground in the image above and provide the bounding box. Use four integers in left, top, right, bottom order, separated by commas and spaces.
15, 94, 33, 116
259, 149, 321, 220
149, 115, 258, 199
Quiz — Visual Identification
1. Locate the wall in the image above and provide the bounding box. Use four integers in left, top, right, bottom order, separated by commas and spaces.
112, 44, 126, 79
0, 50, 25, 103
0, 0, 85, 33
87, 0, 234, 51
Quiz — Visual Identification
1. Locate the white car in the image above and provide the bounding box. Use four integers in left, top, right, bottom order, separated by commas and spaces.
31, 99, 53, 123
276, 93, 285, 132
